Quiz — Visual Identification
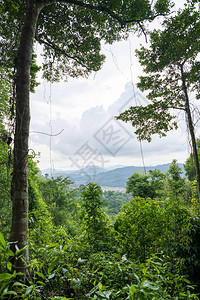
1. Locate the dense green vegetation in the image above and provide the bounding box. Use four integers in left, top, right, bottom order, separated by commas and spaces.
1, 150, 200, 298
1, 0, 200, 299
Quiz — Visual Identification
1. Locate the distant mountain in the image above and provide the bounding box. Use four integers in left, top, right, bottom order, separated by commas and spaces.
42, 163, 185, 188
41, 164, 125, 177
93, 163, 185, 188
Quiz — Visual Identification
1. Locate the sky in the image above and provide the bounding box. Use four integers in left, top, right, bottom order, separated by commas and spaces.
30, 0, 194, 172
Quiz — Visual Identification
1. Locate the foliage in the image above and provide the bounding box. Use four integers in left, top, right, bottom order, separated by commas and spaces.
117, 5, 200, 141
0, 1, 22, 69
114, 197, 194, 264
126, 169, 165, 199
125, 255, 199, 300
0, 68, 13, 122
1, 147, 200, 299
122, 161, 188, 203
101, 190, 132, 218
0, 0, 172, 83
175, 215, 200, 283
0, 232, 33, 299
114, 197, 165, 261
80, 183, 112, 251
0, 140, 12, 237
1, 185, 200, 299
184, 140, 200, 181
0, 68, 13, 237
38, 176, 80, 233
28, 156, 47, 212
167, 159, 186, 198
28, 156, 55, 248
86, 253, 199, 299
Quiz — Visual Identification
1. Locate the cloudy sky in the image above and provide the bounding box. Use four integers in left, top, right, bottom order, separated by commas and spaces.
30, 0, 194, 172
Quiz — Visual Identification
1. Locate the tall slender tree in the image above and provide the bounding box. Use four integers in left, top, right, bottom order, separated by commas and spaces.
117, 5, 200, 199
0, 0, 171, 275
0, 69, 13, 236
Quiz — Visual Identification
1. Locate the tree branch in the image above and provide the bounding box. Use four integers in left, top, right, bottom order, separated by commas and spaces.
138, 22, 148, 43
36, 35, 91, 71
30, 129, 64, 136
37, 0, 168, 26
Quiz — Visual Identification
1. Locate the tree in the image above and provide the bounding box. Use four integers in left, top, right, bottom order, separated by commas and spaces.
184, 139, 200, 181
38, 176, 77, 228
126, 169, 165, 199
117, 5, 200, 200
114, 197, 165, 261
0, 0, 171, 274
167, 159, 186, 198
0, 69, 14, 236
114, 196, 193, 264
0, 128, 12, 237
101, 190, 132, 217
80, 182, 109, 250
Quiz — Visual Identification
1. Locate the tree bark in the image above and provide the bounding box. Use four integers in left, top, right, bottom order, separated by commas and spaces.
9, 0, 42, 276
181, 65, 200, 201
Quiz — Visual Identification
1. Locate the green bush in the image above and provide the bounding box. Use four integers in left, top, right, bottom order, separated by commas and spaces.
80, 183, 113, 251
114, 197, 192, 263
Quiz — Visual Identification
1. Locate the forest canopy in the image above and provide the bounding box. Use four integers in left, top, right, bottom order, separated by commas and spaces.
1, 0, 200, 299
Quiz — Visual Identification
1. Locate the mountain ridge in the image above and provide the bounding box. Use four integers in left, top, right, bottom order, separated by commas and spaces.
42, 163, 185, 188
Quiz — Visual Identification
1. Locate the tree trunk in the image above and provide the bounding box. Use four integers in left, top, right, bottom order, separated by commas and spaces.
181, 65, 200, 201
9, 0, 42, 277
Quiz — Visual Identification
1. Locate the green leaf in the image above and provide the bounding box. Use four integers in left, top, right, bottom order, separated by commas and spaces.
97, 290, 112, 299
7, 262, 12, 272
51, 297, 73, 300
87, 284, 99, 296
133, 274, 140, 284
35, 271, 45, 279
13, 282, 27, 287
0, 232, 6, 248
7, 249, 14, 257
47, 259, 57, 274
98, 282, 103, 291
2, 291, 18, 296
48, 273, 55, 280
0, 273, 13, 282
130, 284, 137, 296
94, 268, 99, 274
103, 290, 112, 298
25, 285, 33, 295
142, 280, 159, 290
182, 278, 190, 284
74, 279, 81, 288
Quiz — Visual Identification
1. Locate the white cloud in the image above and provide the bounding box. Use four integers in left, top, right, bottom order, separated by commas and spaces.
30, 80, 190, 171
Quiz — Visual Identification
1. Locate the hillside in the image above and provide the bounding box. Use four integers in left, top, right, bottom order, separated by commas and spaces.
43, 163, 185, 188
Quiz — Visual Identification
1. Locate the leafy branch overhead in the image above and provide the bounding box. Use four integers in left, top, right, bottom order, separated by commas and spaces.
0, 0, 172, 82
116, 5, 200, 142
116, 102, 178, 142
